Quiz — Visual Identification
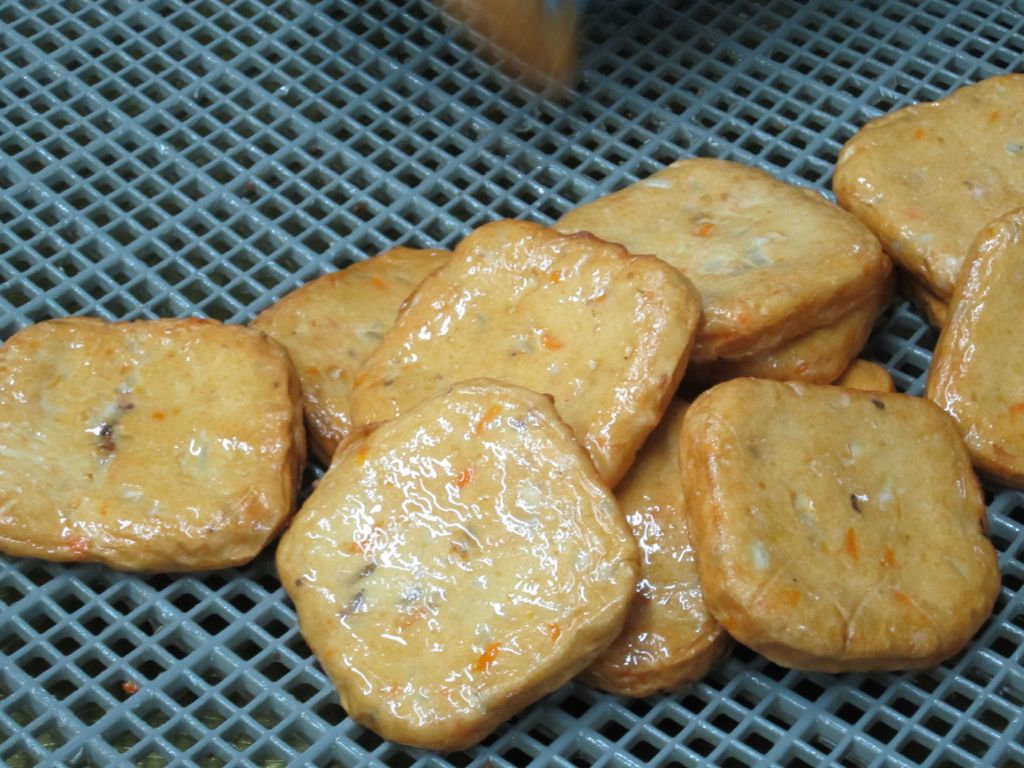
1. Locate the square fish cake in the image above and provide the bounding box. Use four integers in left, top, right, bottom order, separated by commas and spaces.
0, 318, 305, 571
680, 378, 999, 672
252, 247, 448, 462
277, 380, 638, 750
581, 400, 728, 697
557, 158, 890, 363
835, 75, 1024, 300
927, 207, 1024, 487
351, 220, 701, 486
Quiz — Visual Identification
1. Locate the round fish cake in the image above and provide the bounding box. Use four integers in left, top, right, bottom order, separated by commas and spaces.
556, 158, 890, 363
687, 274, 892, 386
835, 74, 1024, 300
927, 208, 1024, 487
581, 400, 728, 697
277, 380, 638, 751
0, 318, 305, 572
835, 360, 895, 393
900, 272, 949, 328
680, 378, 1000, 672
252, 247, 448, 462
351, 220, 701, 486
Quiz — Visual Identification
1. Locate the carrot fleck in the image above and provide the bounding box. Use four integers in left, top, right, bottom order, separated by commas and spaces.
474, 405, 503, 435
306, 366, 321, 376
66, 535, 89, 555
882, 546, 896, 568
541, 331, 564, 350
694, 222, 715, 237
845, 528, 860, 561
398, 606, 427, 630
355, 443, 371, 466
549, 269, 563, 284
152, 410, 165, 421
913, 128, 926, 140
779, 587, 801, 608
989, 110, 1000, 125
893, 589, 913, 607
474, 643, 502, 673
121, 680, 139, 696
1009, 403, 1024, 418
370, 276, 388, 290
456, 467, 475, 489
545, 622, 562, 641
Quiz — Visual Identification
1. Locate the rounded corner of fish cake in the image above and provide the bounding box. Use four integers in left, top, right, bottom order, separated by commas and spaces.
680, 379, 1000, 672
350, 220, 702, 486
277, 378, 639, 751
0, 318, 306, 571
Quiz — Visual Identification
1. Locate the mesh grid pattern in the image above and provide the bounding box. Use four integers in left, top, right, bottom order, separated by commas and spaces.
1, 0, 1023, 765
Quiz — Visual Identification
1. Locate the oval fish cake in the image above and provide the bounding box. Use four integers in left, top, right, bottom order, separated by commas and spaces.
351, 220, 701, 486
899, 272, 949, 328
0, 318, 305, 571
556, 158, 890, 363
834, 360, 895, 393
252, 247, 448, 462
581, 400, 728, 697
927, 207, 1024, 487
687, 273, 892, 386
834, 74, 1024, 300
681, 378, 999, 672
277, 380, 638, 751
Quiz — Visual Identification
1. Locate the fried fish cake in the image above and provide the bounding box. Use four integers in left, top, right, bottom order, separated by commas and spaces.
835, 360, 895, 393
687, 273, 892, 385
927, 208, 1024, 487
0, 318, 305, 571
557, 158, 890, 363
351, 220, 701, 486
835, 75, 1024, 300
581, 400, 728, 697
681, 379, 999, 672
900, 272, 949, 328
277, 380, 638, 751
252, 247, 448, 462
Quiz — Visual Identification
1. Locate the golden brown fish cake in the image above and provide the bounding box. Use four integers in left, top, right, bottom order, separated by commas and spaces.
351, 220, 701, 486
252, 247, 448, 462
834, 75, 1024, 300
835, 360, 895, 393
557, 158, 890, 363
0, 318, 305, 572
581, 400, 728, 697
927, 208, 1024, 487
277, 380, 638, 751
687, 273, 892, 385
681, 379, 999, 672
899, 272, 949, 328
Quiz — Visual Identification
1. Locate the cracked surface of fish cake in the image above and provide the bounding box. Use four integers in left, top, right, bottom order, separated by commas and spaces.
0, 318, 305, 571
687, 273, 892, 385
351, 220, 700, 486
835, 360, 895, 393
252, 247, 448, 462
581, 400, 728, 697
834, 75, 1024, 300
680, 378, 999, 672
927, 208, 1024, 487
277, 379, 638, 751
556, 158, 890, 363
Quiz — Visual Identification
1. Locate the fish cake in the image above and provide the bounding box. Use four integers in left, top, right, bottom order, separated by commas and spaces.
277, 380, 638, 751
687, 274, 892, 385
927, 208, 1024, 487
834, 75, 1024, 300
0, 318, 305, 572
557, 158, 890, 363
835, 360, 895, 393
581, 400, 728, 697
252, 247, 448, 462
680, 378, 999, 672
900, 272, 949, 328
351, 220, 701, 486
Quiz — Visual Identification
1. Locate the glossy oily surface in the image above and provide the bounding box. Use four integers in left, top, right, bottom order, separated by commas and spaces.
277, 380, 638, 751
582, 400, 728, 697
681, 379, 1000, 672
350, 220, 701, 486
687, 273, 892, 386
927, 207, 1024, 487
252, 247, 448, 462
557, 158, 890, 362
0, 318, 305, 571
834, 74, 1024, 300
835, 359, 896, 393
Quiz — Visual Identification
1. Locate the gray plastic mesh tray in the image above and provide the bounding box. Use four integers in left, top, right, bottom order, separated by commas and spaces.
1, 0, 1023, 765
